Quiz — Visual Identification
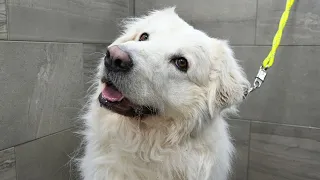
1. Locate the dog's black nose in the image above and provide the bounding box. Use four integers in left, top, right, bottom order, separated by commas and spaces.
105, 46, 133, 72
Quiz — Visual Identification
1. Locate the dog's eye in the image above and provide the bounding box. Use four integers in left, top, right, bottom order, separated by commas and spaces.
139, 33, 149, 41
173, 57, 188, 72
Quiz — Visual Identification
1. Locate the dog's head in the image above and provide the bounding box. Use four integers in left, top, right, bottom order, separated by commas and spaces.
94, 7, 249, 123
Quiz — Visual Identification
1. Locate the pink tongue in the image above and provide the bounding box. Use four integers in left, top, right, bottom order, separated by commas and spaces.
102, 85, 124, 102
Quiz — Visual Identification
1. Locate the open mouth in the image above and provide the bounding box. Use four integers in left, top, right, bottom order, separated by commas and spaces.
98, 77, 157, 118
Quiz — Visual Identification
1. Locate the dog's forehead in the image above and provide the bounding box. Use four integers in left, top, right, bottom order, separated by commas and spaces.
142, 11, 211, 45
132, 8, 190, 34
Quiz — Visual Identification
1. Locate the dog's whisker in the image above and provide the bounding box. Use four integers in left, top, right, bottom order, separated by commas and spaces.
88, 52, 106, 57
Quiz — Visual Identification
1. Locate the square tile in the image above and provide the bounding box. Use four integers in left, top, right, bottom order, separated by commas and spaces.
228, 120, 250, 180
256, 0, 320, 45
135, 0, 257, 45
0, 148, 16, 180
0, 0, 7, 39
7, 0, 129, 42
34, 43, 84, 138
248, 122, 320, 180
15, 129, 81, 180
0, 42, 83, 150
233, 46, 320, 127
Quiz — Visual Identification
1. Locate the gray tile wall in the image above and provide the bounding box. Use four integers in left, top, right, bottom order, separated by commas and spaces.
0, 0, 131, 179
15, 129, 81, 180
228, 120, 250, 180
249, 122, 320, 180
0, 42, 83, 150
7, 0, 129, 43
256, 0, 320, 45
0, 0, 319, 180
234, 46, 320, 127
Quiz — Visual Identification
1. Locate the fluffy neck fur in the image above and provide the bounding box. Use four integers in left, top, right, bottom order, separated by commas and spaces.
80, 97, 234, 180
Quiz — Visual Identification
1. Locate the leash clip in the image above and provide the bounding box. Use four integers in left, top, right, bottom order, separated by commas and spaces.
253, 66, 267, 89
244, 66, 267, 98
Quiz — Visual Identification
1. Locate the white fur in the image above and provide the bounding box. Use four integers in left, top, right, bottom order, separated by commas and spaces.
79, 7, 250, 180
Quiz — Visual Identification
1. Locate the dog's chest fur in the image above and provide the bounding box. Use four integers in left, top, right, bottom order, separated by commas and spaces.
80, 108, 233, 180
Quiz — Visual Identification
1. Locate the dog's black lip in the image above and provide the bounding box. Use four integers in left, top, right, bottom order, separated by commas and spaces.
99, 77, 158, 118
98, 93, 136, 116
98, 93, 158, 118
101, 76, 112, 85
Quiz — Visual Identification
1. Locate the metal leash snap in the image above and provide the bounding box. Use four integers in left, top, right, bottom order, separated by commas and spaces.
244, 66, 268, 98
253, 66, 267, 89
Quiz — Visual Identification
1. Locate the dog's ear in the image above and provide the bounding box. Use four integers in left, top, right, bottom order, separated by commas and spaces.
208, 39, 250, 114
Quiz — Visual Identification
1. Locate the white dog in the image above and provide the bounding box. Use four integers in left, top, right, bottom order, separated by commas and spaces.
79, 7, 250, 180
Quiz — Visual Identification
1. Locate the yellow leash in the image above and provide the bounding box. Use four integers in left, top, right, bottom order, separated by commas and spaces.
262, 0, 295, 69
245, 0, 295, 96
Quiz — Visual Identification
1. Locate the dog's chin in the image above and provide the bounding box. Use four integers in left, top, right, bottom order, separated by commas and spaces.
98, 77, 158, 118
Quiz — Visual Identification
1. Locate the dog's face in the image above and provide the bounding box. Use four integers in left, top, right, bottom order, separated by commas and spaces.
95, 8, 249, 120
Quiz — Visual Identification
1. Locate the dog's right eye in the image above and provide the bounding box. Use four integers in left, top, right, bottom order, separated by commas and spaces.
139, 33, 149, 41
172, 57, 188, 72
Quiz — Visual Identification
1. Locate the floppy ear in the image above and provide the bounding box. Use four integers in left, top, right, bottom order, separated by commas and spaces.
208, 39, 250, 113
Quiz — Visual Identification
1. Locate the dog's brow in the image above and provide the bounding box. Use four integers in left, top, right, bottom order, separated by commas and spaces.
169, 53, 184, 60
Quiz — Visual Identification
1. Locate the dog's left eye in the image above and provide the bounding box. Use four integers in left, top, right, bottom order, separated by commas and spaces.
139, 33, 149, 41
172, 57, 188, 72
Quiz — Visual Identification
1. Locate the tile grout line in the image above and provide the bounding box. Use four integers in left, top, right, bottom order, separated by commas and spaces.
0, 39, 115, 45
0, 127, 76, 151
246, 121, 252, 180
0, 39, 93, 44
2, 39, 320, 47
230, 117, 320, 130
232, 44, 320, 47
5, 0, 8, 40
